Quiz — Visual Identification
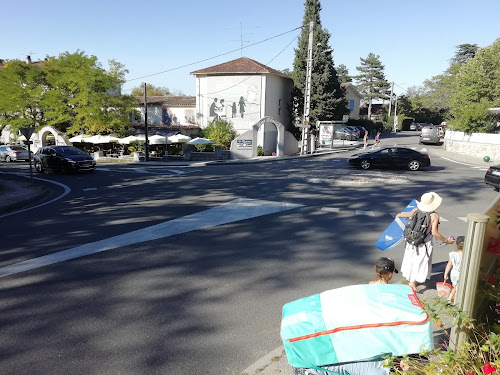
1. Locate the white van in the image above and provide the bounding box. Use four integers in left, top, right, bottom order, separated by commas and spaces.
419, 126, 443, 145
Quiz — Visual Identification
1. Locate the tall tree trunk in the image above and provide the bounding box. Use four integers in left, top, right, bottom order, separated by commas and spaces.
368, 99, 372, 120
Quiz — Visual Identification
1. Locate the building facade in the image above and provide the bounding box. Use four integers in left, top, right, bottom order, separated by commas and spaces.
191, 57, 294, 135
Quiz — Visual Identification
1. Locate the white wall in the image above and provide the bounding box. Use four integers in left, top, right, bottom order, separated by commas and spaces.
134, 105, 197, 126
196, 75, 264, 135
444, 130, 500, 161
264, 75, 293, 129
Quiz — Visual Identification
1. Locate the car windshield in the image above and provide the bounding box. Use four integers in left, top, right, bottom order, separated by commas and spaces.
56, 147, 85, 156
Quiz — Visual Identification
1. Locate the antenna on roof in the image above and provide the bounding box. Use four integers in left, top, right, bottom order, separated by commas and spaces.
227, 22, 259, 57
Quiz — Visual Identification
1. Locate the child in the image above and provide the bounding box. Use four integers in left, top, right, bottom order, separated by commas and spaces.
371, 131, 381, 149
444, 235, 464, 304
370, 257, 398, 284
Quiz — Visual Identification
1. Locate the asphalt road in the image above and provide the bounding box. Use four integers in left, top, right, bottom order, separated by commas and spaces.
0, 132, 497, 375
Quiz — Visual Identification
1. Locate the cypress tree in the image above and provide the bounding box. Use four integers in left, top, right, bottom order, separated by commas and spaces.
291, 0, 347, 134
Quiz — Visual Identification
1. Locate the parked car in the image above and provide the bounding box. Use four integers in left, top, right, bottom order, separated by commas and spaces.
34, 146, 96, 173
346, 126, 361, 138
419, 125, 443, 145
348, 147, 431, 171
409, 123, 418, 131
355, 126, 368, 137
485, 165, 500, 191
334, 127, 354, 141
0, 145, 31, 162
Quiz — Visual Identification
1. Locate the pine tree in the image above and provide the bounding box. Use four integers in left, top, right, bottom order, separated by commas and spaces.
354, 53, 390, 120
291, 0, 347, 134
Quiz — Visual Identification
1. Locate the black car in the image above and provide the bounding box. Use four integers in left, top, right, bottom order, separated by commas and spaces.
348, 147, 431, 171
485, 165, 500, 191
34, 146, 96, 173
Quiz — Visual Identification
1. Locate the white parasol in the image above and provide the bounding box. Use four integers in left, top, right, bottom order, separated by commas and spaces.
187, 137, 213, 145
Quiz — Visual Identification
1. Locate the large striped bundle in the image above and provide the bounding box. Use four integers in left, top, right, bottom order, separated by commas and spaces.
281, 284, 433, 368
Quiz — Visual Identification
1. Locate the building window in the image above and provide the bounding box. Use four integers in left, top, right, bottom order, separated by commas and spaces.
278, 99, 282, 115
349, 100, 354, 112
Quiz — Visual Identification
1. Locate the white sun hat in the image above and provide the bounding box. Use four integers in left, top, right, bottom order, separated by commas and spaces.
417, 192, 442, 212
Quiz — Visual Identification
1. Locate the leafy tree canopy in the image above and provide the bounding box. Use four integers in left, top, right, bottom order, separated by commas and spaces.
336, 64, 352, 83
291, 0, 347, 132
450, 38, 500, 133
131, 83, 172, 96
0, 51, 138, 136
354, 53, 390, 119
450, 43, 479, 65
201, 118, 235, 149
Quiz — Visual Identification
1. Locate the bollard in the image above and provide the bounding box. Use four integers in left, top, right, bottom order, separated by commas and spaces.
450, 213, 489, 350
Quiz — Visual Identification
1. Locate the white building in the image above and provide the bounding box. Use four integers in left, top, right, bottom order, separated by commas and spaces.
191, 57, 294, 135
341, 83, 363, 120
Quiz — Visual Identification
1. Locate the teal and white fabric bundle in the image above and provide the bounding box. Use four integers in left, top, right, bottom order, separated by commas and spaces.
281, 284, 433, 369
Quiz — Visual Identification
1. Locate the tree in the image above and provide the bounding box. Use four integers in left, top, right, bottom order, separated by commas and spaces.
449, 38, 500, 133
201, 118, 235, 149
336, 64, 352, 83
131, 83, 171, 96
0, 51, 137, 136
354, 53, 390, 119
450, 43, 479, 65
0, 60, 49, 130
291, 0, 347, 135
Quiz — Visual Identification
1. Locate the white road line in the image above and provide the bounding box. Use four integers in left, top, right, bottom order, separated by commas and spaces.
0, 198, 304, 278
356, 210, 375, 216
458, 217, 467, 222
440, 217, 448, 222
321, 207, 340, 213
0, 175, 71, 219
440, 157, 483, 168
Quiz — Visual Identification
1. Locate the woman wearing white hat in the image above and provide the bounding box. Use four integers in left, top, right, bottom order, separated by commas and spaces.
395, 192, 454, 291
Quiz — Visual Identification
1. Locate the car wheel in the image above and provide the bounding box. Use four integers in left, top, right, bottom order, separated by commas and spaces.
35, 161, 44, 173
360, 159, 371, 170
5, 155, 11, 162
408, 160, 421, 171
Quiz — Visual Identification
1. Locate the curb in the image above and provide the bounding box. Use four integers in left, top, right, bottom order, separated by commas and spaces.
240, 346, 290, 375
0, 174, 51, 215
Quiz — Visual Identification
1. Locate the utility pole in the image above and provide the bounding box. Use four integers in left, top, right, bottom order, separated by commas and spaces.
143, 83, 149, 162
393, 94, 398, 133
388, 81, 394, 117
301, 21, 314, 155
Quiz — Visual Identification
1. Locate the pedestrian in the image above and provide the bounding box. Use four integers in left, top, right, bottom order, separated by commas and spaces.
371, 131, 381, 149
369, 257, 398, 284
363, 129, 369, 149
444, 235, 464, 304
396, 192, 454, 291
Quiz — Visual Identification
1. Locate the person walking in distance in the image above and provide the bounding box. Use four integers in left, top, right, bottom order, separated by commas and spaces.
363, 129, 369, 149
371, 131, 381, 149
395, 192, 454, 291
444, 235, 464, 304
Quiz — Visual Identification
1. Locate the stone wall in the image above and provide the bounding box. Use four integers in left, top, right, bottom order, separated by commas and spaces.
444, 130, 500, 161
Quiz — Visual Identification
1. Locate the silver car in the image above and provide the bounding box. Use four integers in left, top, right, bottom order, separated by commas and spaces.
0, 145, 31, 162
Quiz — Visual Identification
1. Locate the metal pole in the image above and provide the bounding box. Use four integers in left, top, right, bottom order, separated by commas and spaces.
388, 82, 394, 117
450, 213, 489, 350
143, 83, 149, 162
393, 95, 398, 133
301, 21, 314, 156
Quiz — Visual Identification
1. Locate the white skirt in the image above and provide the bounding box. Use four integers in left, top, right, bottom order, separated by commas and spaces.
400, 238, 433, 283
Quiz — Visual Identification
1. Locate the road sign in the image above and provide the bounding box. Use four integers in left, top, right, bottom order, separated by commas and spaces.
19, 127, 35, 140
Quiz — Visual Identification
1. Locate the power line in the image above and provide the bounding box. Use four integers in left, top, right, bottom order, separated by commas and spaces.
204, 33, 299, 97
124, 26, 302, 84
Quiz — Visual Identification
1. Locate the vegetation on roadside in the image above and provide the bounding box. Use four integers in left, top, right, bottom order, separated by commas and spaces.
0, 51, 138, 137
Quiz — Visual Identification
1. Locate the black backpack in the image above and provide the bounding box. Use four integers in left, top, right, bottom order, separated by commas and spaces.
403, 210, 431, 248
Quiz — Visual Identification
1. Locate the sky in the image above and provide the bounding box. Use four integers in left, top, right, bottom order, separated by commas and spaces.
3, 0, 500, 97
